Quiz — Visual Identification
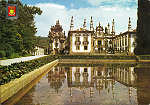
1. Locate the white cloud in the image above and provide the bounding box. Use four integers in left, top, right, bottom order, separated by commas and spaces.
35, 3, 137, 37
88, 0, 105, 6
36, 3, 65, 9
87, 0, 137, 6
35, 3, 69, 37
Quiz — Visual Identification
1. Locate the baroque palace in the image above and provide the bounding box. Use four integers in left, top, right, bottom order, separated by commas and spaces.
48, 20, 66, 54
48, 16, 136, 55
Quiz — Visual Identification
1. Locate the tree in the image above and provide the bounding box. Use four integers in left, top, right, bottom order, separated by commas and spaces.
0, 0, 42, 58
135, 0, 150, 55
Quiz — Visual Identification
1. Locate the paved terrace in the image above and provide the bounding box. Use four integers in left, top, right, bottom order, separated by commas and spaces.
0, 55, 46, 66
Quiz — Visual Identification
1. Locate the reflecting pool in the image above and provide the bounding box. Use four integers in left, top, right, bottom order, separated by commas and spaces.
3, 63, 150, 105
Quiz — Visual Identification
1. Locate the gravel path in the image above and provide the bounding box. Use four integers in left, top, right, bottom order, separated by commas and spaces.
0, 55, 46, 66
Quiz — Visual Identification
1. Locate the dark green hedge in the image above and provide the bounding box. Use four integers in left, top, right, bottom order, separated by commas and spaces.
57, 63, 137, 67
0, 55, 58, 85
138, 56, 150, 60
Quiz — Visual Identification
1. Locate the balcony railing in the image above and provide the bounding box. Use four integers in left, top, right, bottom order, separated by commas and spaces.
82, 41, 89, 45
96, 45, 103, 48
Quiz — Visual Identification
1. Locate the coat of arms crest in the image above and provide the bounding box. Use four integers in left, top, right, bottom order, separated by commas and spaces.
8, 6, 16, 16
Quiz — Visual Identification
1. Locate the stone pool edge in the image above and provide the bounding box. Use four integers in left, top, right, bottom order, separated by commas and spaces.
0, 59, 59, 104
59, 59, 150, 63
59, 59, 137, 63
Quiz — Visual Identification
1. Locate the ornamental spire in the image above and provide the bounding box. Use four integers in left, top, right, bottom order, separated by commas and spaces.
107, 23, 110, 34
99, 22, 101, 27
128, 17, 132, 31
56, 20, 60, 25
111, 19, 115, 35
70, 16, 74, 31
83, 19, 86, 30
90, 16, 94, 31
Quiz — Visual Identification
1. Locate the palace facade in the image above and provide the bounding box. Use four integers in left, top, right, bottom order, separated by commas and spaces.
68, 17, 136, 55
48, 20, 66, 54
49, 17, 136, 55
68, 17, 94, 55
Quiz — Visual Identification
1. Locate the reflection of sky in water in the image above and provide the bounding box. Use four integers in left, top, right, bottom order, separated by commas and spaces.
6, 64, 150, 105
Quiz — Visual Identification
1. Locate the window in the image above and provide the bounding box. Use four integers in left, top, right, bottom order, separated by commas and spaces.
98, 71, 101, 76
109, 40, 112, 44
76, 45, 80, 50
98, 40, 101, 45
84, 68, 87, 72
84, 37, 88, 41
84, 46, 88, 50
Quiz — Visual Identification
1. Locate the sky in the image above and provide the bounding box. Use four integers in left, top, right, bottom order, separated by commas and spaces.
21, 0, 138, 37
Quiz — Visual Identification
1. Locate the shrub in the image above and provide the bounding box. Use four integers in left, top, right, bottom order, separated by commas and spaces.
59, 55, 137, 60
9, 53, 20, 59
138, 55, 150, 60
0, 50, 6, 58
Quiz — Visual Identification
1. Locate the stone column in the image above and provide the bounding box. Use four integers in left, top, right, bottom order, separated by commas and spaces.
120, 36, 123, 52
119, 37, 121, 53
91, 35, 94, 54
117, 37, 119, 52
128, 34, 131, 55
70, 34, 73, 55
124, 36, 126, 51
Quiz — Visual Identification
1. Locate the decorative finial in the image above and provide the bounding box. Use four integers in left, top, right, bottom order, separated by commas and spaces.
91, 16, 92, 20
113, 19, 115, 23
56, 20, 59, 25
108, 23, 110, 27
107, 23, 110, 34
83, 19, 86, 30
99, 22, 101, 26
70, 16, 74, 31
90, 16, 94, 31
128, 17, 132, 31
111, 19, 115, 35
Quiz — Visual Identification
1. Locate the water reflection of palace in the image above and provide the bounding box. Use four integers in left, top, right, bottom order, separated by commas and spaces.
47, 66, 137, 90
47, 66, 150, 105
47, 67, 66, 93
67, 66, 137, 88
67, 67, 94, 88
